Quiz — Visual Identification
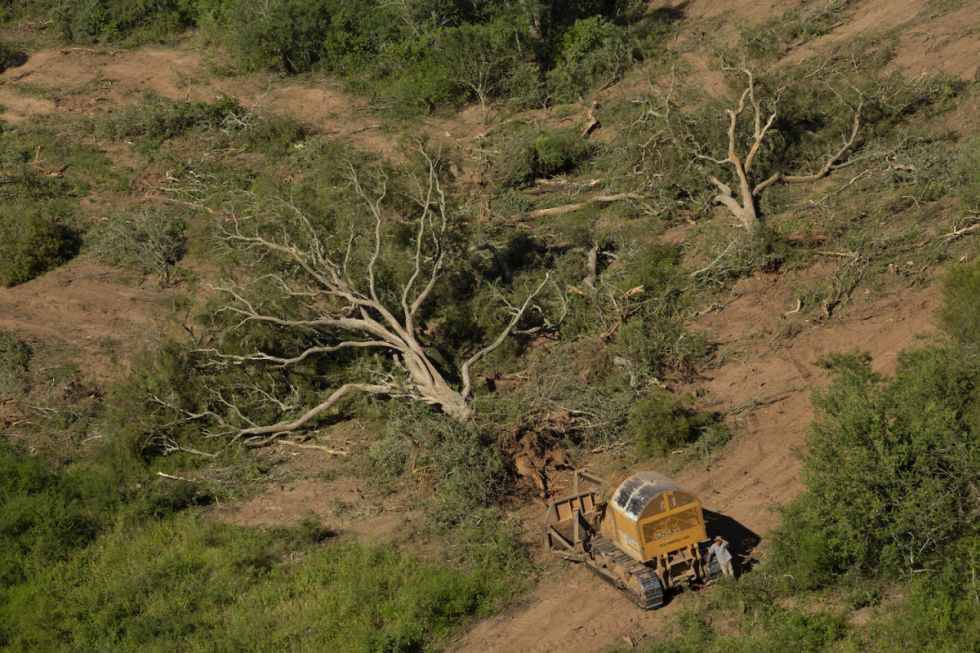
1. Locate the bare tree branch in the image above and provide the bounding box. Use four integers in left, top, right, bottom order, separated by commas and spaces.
461, 273, 551, 400
198, 341, 395, 367
185, 150, 555, 441
695, 67, 864, 233
233, 382, 394, 440
528, 192, 645, 218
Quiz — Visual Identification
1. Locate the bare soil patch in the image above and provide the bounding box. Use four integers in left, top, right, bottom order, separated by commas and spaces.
0, 258, 174, 382
788, 0, 980, 80
210, 476, 417, 544
0, 46, 395, 158
457, 564, 688, 653
678, 277, 939, 536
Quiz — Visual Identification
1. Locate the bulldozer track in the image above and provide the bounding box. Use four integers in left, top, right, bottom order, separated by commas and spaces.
588, 536, 664, 610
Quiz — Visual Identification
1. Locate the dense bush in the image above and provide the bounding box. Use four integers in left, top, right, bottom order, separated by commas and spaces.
5, 0, 662, 112
88, 208, 187, 284
627, 389, 718, 458
547, 16, 639, 102
0, 213, 78, 287
215, 0, 335, 73
206, 0, 658, 112
769, 346, 978, 587
497, 128, 591, 187
52, 0, 201, 44
939, 257, 980, 351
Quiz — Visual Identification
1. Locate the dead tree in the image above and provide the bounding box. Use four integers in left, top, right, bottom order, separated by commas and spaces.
697, 68, 863, 233
202, 148, 548, 441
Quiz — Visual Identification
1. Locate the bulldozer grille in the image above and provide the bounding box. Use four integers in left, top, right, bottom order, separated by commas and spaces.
642, 507, 700, 542
668, 491, 695, 510
637, 490, 697, 520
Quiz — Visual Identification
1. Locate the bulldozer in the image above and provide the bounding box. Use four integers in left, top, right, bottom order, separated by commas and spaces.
545, 470, 722, 609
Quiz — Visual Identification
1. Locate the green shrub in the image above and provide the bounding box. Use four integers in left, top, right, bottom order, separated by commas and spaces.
0, 213, 78, 287
96, 94, 305, 155
98, 94, 244, 144
548, 16, 639, 102
627, 389, 717, 458
534, 129, 592, 175
860, 565, 980, 651
498, 128, 591, 187
939, 256, 980, 351
370, 407, 513, 525
206, 0, 650, 112
769, 348, 979, 588
0, 40, 24, 72
239, 110, 307, 154
627, 576, 849, 653
0, 1, 57, 24
217, 0, 335, 73
88, 208, 187, 285
100, 340, 216, 461
371, 35, 459, 114
53, 0, 200, 44
432, 20, 524, 111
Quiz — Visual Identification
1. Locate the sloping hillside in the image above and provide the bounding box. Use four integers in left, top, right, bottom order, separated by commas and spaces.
1, 1, 977, 651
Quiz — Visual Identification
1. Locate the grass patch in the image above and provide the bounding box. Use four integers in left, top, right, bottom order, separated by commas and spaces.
0, 440, 530, 651
0, 331, 30, 401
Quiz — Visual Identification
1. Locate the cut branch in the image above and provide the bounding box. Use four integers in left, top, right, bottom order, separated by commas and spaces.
233, 383, 392, 440
529, 193, 644, 218
941, 220, 980, 243
460, 273, 551, 400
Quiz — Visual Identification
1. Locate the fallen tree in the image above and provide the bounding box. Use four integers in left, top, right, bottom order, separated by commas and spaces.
184, 148, 550, 444
695, 67, 864, 233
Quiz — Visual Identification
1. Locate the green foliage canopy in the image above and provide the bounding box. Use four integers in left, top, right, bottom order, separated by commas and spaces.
0, 213, 78, 287
771, 260, 980, 588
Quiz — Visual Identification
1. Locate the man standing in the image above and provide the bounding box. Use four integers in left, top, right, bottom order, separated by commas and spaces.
707, 535, 736, 579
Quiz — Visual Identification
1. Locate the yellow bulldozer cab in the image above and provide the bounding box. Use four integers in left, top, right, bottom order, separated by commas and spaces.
600, 472, 708, 563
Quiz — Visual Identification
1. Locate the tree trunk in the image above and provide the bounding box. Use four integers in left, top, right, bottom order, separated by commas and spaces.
421, 381, 473, 421
401, 351, 473, 421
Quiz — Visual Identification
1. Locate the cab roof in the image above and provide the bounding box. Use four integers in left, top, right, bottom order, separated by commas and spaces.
611, 472, 683, 519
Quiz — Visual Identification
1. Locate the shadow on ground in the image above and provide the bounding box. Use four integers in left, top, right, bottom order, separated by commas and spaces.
704, 509, 762, 573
